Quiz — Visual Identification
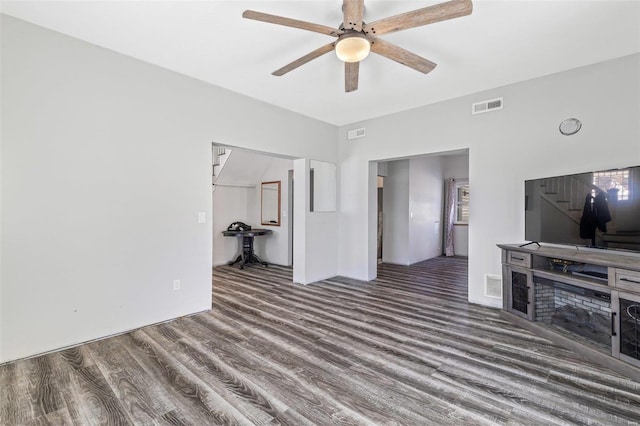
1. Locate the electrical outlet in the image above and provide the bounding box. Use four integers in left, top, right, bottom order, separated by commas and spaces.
173, 279, 181, 291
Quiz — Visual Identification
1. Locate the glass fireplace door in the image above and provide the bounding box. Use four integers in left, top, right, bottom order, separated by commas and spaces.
505, 265, 534, 321
613, 290, 640, 368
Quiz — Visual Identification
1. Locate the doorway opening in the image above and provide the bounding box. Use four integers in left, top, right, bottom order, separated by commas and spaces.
372, 149, 469, 276
211, 143, 297, 271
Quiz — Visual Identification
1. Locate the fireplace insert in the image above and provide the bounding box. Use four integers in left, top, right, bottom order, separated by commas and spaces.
535, 277, 612, 351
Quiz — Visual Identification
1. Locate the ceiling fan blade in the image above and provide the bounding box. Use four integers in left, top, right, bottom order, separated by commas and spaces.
343, 0, 365, 32
363, 0, 472, 36
370, 38, 437, 74
345, 62, 359, 92
272, 43, 336, 76
243, 10, 341, 37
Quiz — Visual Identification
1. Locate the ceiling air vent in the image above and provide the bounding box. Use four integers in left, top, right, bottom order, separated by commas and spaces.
472, 97, 503, 115
347, 128, 366, 140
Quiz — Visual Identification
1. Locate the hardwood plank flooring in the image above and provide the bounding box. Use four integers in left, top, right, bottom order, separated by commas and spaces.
2, 257, 640, 425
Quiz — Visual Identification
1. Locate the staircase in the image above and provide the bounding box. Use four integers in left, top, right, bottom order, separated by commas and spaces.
539, 175, 600, 225
212, 145, 231, 189
539, 175, 640, 250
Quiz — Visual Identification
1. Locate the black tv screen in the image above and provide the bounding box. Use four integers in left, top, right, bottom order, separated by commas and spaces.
525, 166, 640, 252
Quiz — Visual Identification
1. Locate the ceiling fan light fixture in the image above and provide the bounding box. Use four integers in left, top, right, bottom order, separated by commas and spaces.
243, 0, 473, 91
335, 33, 370, 63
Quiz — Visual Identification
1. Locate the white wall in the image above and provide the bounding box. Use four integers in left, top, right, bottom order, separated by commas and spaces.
250, 157, 293, 266
382, 160, 410, 264
310, 160, 337, 212
293, 159, 307, 283
382, 157, 444, 264
443, 155, 469, 256
408, 156, 444, 263
293, 158, 339, 284
338, 54, 640, 308
212, 185, 252, 267
0, 16, 338, 363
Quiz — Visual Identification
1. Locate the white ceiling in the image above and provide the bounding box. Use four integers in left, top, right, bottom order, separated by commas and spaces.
2, 1, 639, 126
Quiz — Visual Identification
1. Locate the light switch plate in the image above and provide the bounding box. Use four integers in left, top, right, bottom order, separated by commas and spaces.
198, 212, 206, 223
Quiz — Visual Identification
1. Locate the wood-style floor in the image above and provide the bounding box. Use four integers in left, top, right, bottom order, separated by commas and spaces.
2, 257, 640, 425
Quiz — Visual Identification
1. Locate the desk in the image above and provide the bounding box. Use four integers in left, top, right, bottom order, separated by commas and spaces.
222, 229, 273, 269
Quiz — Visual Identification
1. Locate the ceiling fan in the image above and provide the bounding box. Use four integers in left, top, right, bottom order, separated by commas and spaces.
242, 0, 473, 92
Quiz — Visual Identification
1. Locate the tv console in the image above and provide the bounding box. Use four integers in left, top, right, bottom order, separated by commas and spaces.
498, 243, 640, 380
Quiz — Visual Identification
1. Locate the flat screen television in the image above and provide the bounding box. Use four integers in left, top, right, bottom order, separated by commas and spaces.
525, 165, 640, 252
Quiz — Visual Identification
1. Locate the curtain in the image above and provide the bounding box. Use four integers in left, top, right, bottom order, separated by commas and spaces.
444, 178, 456, 257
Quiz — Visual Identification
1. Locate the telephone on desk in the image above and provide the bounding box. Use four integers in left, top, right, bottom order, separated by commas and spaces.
227, 222, 251, 232
223, 222, 272, 269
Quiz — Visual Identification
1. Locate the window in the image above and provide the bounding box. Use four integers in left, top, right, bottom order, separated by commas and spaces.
593, 169, 630, 201
454, 180, 469, 224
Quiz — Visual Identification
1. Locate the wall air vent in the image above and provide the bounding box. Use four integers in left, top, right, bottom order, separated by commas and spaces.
472, 97, 503, 115
347, 128, 366, 140
485, 274, 502, 299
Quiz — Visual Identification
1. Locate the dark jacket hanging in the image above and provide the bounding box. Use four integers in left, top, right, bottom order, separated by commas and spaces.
579, 195, 597, 240
579, 192, 612, 240
594, 192, 612, 232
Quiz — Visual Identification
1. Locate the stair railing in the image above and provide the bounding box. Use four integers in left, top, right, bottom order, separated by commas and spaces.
540, 174, 611, 224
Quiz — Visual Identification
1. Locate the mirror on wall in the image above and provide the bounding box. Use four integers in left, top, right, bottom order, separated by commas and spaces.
261, 181, 281, 226
309, 160, 337, 212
